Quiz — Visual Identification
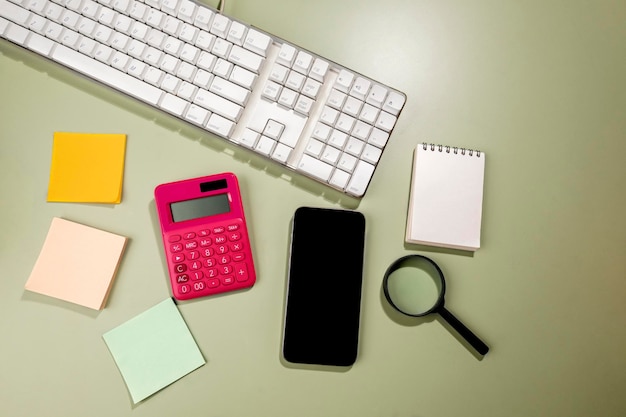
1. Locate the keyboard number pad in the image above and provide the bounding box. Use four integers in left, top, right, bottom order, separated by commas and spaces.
166, 220, 253, 299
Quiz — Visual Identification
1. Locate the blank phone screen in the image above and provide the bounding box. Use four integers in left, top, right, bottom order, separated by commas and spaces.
282, 207, 366, 366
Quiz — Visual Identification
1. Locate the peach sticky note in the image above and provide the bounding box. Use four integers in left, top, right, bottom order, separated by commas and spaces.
25, 217, 128, 310
47, 132, 127, 204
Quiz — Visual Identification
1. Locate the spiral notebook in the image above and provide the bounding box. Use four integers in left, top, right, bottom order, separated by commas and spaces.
405, 143, 486, 251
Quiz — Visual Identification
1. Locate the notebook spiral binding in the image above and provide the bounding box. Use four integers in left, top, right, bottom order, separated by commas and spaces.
422, 142, 482, 157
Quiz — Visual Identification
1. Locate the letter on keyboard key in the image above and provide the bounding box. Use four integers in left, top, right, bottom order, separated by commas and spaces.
51, 45, 163, 105
297, 154, 333, 182
346, 160, 375, 197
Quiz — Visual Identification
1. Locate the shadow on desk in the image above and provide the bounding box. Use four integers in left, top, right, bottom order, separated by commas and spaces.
378, 275, 486, 361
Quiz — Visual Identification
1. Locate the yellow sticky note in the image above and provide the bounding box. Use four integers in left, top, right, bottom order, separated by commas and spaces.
25, 217, 128, 310
47, 132, 127, 204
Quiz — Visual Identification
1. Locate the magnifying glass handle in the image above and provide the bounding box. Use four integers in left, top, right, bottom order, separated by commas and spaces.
439, 307, 489, 355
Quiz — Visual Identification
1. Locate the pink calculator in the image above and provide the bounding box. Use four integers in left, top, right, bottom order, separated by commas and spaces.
154, 173, 256, 300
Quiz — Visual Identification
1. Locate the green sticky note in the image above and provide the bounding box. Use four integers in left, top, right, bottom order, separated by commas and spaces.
103, 298, 205, 404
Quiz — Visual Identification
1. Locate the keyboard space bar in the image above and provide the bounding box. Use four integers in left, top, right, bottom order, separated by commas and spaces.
52, 45, 163, 105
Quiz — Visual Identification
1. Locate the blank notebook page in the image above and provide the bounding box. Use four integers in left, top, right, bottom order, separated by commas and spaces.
405, 144, 486, 251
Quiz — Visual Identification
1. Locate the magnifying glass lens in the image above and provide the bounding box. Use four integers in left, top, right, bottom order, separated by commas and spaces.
386, 259, 443, 316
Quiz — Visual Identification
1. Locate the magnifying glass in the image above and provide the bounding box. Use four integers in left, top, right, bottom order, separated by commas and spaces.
382, 255, 489, 356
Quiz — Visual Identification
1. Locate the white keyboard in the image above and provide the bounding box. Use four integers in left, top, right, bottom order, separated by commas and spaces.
0, 0, 406, 197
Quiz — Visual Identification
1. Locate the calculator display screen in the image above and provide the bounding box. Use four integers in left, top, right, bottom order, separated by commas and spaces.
170, 193, 230, 222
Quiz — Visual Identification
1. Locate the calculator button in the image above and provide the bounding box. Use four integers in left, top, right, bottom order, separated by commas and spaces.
184, 232, 196, 239
233, 253, 245, 262
191, 271, 203, 280
221, 276, 235, 285
188, 250, 200, 260
190, 261, 202, 270
207, 278, 220, 288
168, 234, 182, 242
220, 265, 233, 275
184, 241, 198, 250
193, 281, 206, 291
218, 255, 231, 264
231, 242, 244, 252
201, 248, 213, 257
207, 268, 218, 278
177, 274, 189, 283
214, 235, 227, 244
205, 258, 217, 267
180, 284, 191, 294
227, 224, 239, 231
216, 245, 229, 254
172, 253, 185, 263
199, 238, 212, 247
171, 243, 184, 252
228, 232, 241, 241
234, 264, 248, 282
198, 229, 210, 237
213, 226, 225, 233
175, 264, 187, 273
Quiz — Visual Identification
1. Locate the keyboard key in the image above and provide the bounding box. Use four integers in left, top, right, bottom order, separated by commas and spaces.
26, 32, 54, 55
383, 91, 406, 116
228, 44, 263, 73
271, 143, 291, 163
361, 144, 382, 165
239, 128, 259, 148
262, 119, 284, 139
210, 13, 229, 38
310, 58, 329, 81
1, 0, 31, 25
350, 76, 371, 100
346, 160, 375, 196
366, 84, 388, 107
230, 66, 256, 89
335, 69, 354, 93
185, 104, 210, 126
209, 76, 250, 105
226, 20, 246, 45
243, 28, 271, 56
330, 168, 350, 190
206, 113, 234, 137
160, 93, 187, 116
375, 111, 397, 132
297, 154, 333, 182
293, 50, 313, 74
254, 136, 275, 156
276, 42, 296, 66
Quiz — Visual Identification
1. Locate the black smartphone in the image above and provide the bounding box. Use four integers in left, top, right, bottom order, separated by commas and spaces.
282, 207, 366, 366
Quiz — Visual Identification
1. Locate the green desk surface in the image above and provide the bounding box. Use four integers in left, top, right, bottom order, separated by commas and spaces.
1, 0, 625, 416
